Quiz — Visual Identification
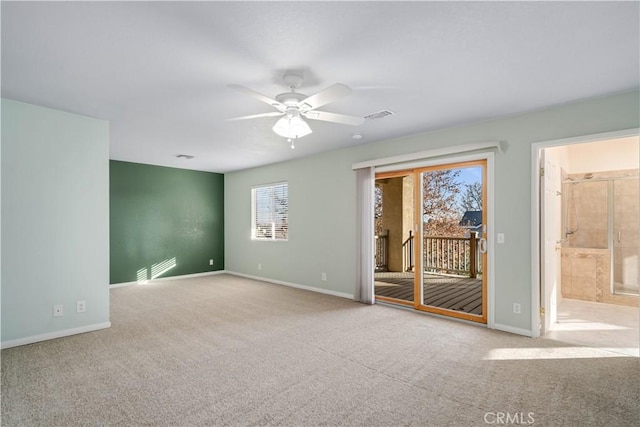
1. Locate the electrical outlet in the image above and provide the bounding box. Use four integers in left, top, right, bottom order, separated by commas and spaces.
76, 300, 86, 313
258, 263, 262, 270
321, 272, 327, 281
497, 233, 505, 244
513, 303, 521, 314
53, 304, 64, 317
209, 259, 214, 265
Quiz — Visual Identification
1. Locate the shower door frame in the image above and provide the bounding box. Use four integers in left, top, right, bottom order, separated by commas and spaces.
611, 177, 640, 296
564, 174, 639, 296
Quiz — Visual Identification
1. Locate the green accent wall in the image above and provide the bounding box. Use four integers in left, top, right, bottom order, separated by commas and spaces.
110, 161, 224, 284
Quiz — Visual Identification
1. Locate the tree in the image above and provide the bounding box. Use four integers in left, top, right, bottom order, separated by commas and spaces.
273, 186, 289, 239
422, 170, 464, 237
374, 184, 383, 235
459, 182, 483, 213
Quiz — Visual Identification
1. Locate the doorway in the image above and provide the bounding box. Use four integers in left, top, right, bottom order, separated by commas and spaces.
535, 132, 640, 356
374, 159, 488, 324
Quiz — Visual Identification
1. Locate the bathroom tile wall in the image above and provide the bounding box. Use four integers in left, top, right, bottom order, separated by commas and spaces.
564, 180, 608, 248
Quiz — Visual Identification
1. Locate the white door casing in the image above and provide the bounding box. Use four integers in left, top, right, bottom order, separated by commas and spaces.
531, 127, 639, 338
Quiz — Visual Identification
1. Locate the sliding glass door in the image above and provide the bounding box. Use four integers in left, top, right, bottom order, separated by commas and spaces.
374, 170, 415, 307
416, 160, 487, 323
374, 160, 487, 324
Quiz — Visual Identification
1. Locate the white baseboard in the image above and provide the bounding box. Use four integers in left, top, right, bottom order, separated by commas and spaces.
227, 271, 354, 300
1, 322, 112, 350
110, 270, 227, 288
493, 323, 534, 337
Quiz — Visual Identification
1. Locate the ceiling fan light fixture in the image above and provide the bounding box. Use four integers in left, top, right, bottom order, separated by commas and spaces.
229, 76, 360, 146
272, 111, 312, 139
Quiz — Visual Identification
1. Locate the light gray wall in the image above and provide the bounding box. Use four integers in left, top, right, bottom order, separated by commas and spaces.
1, 99, 110, 345
225, 91, 640, 334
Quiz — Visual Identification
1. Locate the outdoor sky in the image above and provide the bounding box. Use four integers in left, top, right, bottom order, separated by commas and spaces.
459, 166, 482, 186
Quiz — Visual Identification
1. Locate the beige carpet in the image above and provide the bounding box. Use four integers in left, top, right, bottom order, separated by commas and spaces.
2, 274, 639, 426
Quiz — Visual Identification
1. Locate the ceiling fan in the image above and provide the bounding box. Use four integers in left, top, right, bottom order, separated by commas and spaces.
227, 73, 365, 148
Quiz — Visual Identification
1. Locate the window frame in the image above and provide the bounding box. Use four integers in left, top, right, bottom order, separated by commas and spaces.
251, 181, 289, 241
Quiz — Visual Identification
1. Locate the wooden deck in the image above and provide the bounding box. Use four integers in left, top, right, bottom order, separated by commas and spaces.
374, 273, 483, 315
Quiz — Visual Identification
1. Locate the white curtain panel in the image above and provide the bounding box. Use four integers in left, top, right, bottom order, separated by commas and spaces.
355, 166, 375, 304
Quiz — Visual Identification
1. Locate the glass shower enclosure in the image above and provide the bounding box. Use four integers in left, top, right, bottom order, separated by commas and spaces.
613, 178, 639, 295
562, 170, 639, 297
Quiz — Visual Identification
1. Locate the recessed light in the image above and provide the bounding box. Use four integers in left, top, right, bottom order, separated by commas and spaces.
352, 133, 364, 140
175, 154, 194, 159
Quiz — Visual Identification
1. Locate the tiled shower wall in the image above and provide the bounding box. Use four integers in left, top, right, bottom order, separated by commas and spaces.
564, 179, 608, 248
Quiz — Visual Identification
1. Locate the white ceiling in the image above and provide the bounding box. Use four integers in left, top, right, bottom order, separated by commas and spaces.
2, 1, 638, 173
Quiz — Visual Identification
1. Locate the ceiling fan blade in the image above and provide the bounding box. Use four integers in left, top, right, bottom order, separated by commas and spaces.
299, 83, 352, 110
303, 110, 364, 126
226, 112, 284, 122
228, 84, 286, 111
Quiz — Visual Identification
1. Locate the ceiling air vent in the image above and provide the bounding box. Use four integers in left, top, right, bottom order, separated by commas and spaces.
364, 110, 395, 120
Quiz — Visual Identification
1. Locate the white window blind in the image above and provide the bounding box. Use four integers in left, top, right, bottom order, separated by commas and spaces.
251, 182, 288, 240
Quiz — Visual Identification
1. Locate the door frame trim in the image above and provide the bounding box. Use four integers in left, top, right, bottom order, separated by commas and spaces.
530, 128, 639, 338
353, 140, 502, 170
374, 151, 495, 329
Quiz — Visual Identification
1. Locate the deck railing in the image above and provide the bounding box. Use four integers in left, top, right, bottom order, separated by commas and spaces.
375, 232, 481, 278
374, 230, 389, 272
424, 234, 480, 278
403, 231, 415, 272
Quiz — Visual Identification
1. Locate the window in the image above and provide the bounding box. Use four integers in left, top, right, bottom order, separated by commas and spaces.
251, 182, 288, 240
